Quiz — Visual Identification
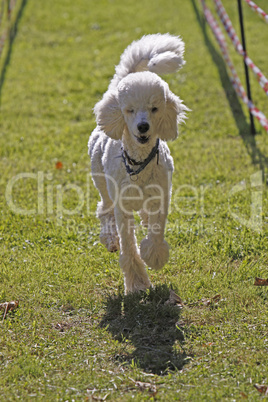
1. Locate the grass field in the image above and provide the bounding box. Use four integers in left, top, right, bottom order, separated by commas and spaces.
0, 0, 268, 400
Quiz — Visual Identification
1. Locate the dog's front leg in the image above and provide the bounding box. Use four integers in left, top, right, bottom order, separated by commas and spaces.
140, 202, 170, 271
114, 207, 151, 294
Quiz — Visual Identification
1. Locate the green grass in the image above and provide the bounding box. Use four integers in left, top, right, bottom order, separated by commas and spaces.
0, 0, 268, 400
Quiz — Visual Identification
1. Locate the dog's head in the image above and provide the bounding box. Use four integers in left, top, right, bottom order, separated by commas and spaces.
94, 72, 188, 144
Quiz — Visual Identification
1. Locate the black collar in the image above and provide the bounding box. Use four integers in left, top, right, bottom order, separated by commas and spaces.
121, 139, 160, 177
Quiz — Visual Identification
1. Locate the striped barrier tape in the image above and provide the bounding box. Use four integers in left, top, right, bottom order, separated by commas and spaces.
243, 0, 268, 24
214, 0, 268, 96
200, 0, 268, 132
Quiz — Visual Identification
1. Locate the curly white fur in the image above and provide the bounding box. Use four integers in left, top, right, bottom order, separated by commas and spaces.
88, 33, 189, 294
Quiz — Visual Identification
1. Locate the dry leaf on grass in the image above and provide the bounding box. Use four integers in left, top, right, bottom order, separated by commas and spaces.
254, 277, 268, 286
254, 384, 268, 395
129, 377, 157, 394
0, 301, 19, 321
165, 289, 183, 307
135, 381, 157, 393
201, 294, 221, 306
188, 294, 222, 307
55, 161, 63, 170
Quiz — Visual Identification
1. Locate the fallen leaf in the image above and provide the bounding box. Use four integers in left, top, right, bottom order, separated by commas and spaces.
135, 381, 157, 393
128, 377, 157, 393
254, 277, 268, 286
240, 391, 248, 399
254, 384, 268, 395
55, 161, 63, 170
165, 289, 183, 307
0, 301, 19, 320
202, 294, 221, 306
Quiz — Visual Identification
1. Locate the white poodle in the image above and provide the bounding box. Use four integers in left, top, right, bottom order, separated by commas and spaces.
88, 33, 188, 294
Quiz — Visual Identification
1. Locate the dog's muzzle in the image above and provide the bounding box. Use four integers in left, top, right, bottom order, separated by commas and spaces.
136, 136, 149, 144
137, 122, 150, 134
136, 122, 150, 143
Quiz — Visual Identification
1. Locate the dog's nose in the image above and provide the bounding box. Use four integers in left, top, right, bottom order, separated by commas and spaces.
137, 122, 150, 134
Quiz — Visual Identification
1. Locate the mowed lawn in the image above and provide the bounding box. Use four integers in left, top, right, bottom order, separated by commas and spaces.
0, 0, 268, 400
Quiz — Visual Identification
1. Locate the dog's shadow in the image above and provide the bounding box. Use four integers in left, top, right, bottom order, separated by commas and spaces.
99, 285, 189, 375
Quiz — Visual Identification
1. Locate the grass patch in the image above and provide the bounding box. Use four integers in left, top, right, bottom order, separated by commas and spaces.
0, 0, 267, 400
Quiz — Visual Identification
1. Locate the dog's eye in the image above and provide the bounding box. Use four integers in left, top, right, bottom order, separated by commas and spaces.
152, 107, 158, 113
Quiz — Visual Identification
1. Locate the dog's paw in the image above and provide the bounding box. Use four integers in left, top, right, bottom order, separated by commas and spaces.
124, 279, 152, 294
120, 253, 151, 294
107, 236, 120, 252
140, 238, 169, 270
100, 233, 120, 252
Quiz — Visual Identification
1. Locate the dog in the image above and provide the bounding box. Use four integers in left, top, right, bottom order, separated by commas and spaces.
88, 33, 188, 293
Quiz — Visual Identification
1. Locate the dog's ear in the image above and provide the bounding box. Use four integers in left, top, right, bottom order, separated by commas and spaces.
94, 90, 125, 140
158, 90, 189, 141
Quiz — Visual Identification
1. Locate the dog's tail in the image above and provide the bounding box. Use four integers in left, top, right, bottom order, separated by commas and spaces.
111, 33, 185, 87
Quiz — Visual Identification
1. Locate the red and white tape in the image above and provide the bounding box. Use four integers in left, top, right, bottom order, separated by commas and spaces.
243, 0, 268, 24
200, 0, 268, 132
214, 0, 268, 96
